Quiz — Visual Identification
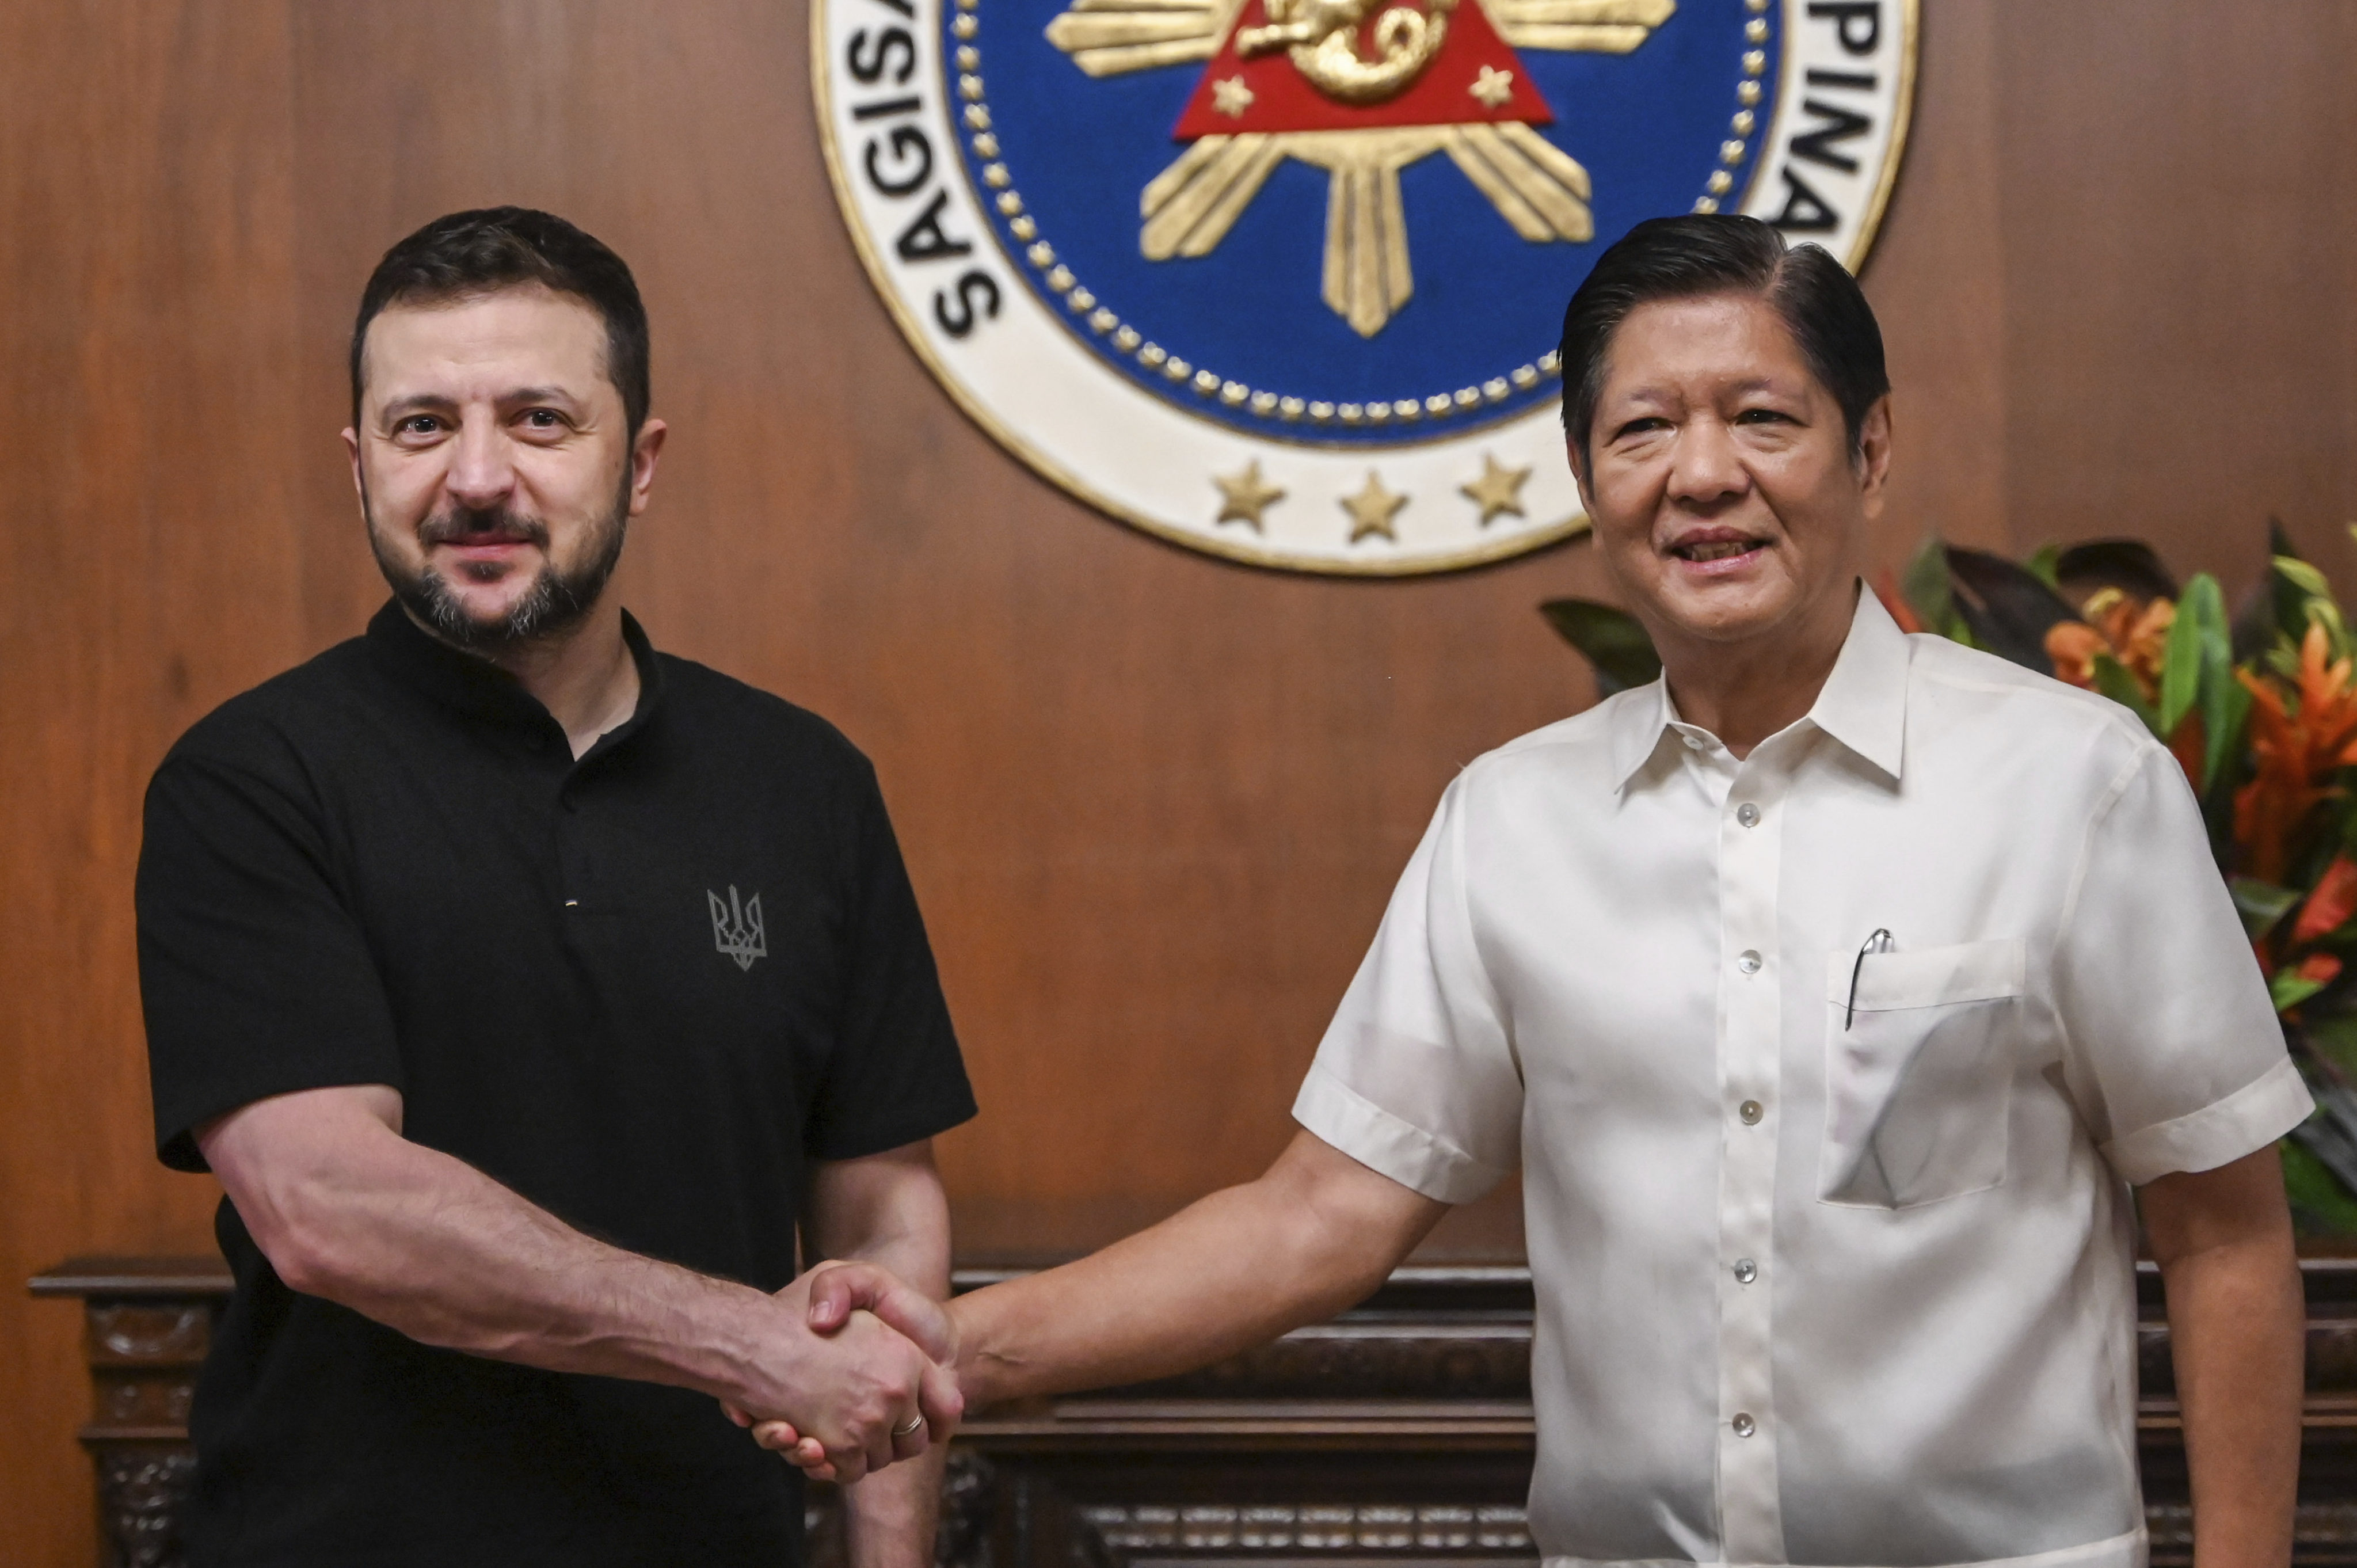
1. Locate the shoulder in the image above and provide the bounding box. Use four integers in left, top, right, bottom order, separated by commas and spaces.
1902, 632, 2163, 781
154, 636, 378, 789
652, 654, 880, 786
1450, 687, 1647, 802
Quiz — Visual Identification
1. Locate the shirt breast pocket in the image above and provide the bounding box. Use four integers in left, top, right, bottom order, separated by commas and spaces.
1819, 938, 2025, 1209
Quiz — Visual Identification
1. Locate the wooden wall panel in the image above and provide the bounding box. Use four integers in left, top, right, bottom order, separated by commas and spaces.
0, 6, 306, 1565
3, 3, 2353, 1563
1986, 3, 2357, 593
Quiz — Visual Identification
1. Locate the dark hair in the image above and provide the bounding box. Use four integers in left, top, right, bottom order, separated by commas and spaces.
1558, 214, 1886, 469
350, 207, 650, 435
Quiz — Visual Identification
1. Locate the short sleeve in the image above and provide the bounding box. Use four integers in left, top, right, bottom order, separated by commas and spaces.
801, 760, 976, 1160
2053, 747, 2311, 1184
137, 746, 405, 1172
1293, 774, 1522, 1204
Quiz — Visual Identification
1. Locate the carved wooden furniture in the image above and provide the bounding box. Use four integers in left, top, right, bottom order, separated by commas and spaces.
33, 1255, 2357, 1568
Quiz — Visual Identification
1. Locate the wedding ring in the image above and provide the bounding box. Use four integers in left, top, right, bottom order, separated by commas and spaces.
893, 1414, 926, 1436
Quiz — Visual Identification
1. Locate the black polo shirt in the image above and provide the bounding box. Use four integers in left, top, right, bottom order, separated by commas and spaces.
136, 603, 976, 1568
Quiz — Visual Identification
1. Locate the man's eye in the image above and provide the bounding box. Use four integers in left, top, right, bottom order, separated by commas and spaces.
1735, 408, 1791, 425
398, 416, 440, 436
522, 409, 563, 429
1613, 417, 1670, 441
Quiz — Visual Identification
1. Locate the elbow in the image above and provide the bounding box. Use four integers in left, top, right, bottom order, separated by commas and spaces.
238, 1178, 370, 1303
253, 1206, 344, 1300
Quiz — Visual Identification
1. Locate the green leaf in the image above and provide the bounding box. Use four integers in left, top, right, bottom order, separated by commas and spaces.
2310, 597, 2352, 663
2278, 555, 2332, 599
2157, 596, 2203, 737
2231, 877, 2303, 940
2089, 652, 2160, 735
2274, 969, 2331, 1011
1901, 534, 1956, 641
1538, 600, 1661, 697
2282, 1135, 2357, 1232
2023, 543, 2063, 589
2202, 671, 2252, 795
2172, 574, 2244, 790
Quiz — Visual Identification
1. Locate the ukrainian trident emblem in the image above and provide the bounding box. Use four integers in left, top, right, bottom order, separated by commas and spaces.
707, 885, 767, 971
1051, 0, 1670, 336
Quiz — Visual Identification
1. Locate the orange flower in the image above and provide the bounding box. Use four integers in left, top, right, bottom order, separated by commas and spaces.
2083, 588, 2175, 702
2045, 589, 2177, 703
2045, 621, 2105, 689
2235, 622, 2357, 882
2297, 856, 2357, 944
1871, 569, 1924, 635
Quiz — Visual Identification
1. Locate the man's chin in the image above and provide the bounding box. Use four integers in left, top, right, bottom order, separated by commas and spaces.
393, 572, 574, 652
1645, 580, 1809, 648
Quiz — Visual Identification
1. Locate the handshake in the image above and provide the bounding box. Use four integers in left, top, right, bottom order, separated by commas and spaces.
721, 1261, 960, 1483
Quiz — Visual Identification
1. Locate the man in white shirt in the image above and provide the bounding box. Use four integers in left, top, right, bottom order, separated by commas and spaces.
770, 215, 2309, 1568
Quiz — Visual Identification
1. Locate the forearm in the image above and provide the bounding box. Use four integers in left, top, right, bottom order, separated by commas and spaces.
251, 1122, 780, 1400
2165, 1232, 2303, 1568
953, 1132, 1446, 1407
812, 1144, 956, 1568
2145, 1147, 2304, 1568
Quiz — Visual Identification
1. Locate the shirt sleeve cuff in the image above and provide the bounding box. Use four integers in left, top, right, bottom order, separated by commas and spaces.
2100, 1055, 2313, 1185
1291, 1061, 1509, 1205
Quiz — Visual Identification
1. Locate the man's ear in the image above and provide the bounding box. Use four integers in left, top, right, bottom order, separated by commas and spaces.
627, 418, 669, 518
1853, 395, 1893, 520
342, 428, 364, 508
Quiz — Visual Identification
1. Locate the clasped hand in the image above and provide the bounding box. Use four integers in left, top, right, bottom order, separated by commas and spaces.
720, 1261, 959, 1482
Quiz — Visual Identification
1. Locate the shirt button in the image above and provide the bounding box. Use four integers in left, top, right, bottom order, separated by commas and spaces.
1733, 1258, 1757, 1284
1731, 1413, 1757, 1438
1738, 1099, 1764, 1125
1737, 949, 1762, 974
1736, 802, 1761, 828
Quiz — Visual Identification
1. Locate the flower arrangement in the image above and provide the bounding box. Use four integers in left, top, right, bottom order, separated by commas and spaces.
1541, 528, 2357, 1231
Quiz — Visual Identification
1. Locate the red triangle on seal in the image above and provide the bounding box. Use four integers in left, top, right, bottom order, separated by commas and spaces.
1170, 0, 1553, 140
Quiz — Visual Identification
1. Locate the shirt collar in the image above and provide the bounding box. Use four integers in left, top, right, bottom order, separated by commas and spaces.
1806, 584, 1909, 782
363, 599, 667, 751
1605, 582, 1910, 791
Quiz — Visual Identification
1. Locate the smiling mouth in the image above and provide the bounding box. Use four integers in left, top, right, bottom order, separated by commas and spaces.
1670, 536, 1767, 562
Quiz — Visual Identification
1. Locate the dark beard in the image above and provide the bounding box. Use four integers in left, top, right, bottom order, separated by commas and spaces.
370, 475, 630, 652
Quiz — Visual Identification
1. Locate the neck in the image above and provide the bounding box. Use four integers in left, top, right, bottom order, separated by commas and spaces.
1654, 579, 1860, 759
410, 599, 642, 759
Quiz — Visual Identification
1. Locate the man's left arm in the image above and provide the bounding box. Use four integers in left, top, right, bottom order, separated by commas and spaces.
805, 1139, 955, 1568
2142, 1146, 2304, 1568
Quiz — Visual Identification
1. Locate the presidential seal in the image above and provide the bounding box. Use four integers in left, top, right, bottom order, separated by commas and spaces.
815, 0, 1916, 574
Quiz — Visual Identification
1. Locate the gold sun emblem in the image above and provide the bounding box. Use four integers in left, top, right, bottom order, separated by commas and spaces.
1045, 0, 1675, 336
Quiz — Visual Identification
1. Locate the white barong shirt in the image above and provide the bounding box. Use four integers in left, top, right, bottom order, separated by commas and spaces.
1295, 587, 2312, 1568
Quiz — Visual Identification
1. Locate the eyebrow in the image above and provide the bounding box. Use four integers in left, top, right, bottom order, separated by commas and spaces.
1609, 375, 1796, 407
378, 393, 457, 421
376, 386, 585, 423
498, 386, 581, 408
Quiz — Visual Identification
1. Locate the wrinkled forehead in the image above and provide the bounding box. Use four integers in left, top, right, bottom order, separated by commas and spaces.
359, 284, 614, 409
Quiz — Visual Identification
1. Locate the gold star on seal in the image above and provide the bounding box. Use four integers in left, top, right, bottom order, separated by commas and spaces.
1459, 454, 1532, 524
1343, 471, 1407, 543
1210, 74, 1254, 117
1469, 65, 1514, 108
1213, 460, 1285, 530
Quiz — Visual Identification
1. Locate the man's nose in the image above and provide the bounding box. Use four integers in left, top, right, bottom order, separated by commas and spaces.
1665, 417, 1747, 506
441, 420, 519, 510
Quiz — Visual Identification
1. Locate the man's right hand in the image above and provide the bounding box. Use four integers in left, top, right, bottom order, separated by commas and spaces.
724, 1264, 962, 1483
730, 1261, 961, 1476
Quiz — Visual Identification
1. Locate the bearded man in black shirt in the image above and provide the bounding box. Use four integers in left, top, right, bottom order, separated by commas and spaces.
134, 207, 976, 1568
